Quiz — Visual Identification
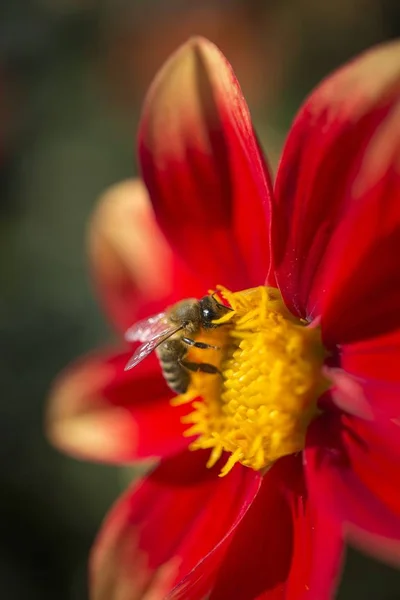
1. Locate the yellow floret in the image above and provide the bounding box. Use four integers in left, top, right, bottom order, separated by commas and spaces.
171, 286, 327, 476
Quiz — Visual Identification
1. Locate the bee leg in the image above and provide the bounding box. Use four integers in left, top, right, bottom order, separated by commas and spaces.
179, 359, 222, 376
182, 337, 221, 350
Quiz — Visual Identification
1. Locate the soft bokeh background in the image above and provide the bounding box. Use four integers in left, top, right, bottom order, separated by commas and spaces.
1, 1, 400, 598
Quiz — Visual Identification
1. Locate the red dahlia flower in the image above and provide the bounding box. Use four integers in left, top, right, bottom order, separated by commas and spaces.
47, 38, 400, 600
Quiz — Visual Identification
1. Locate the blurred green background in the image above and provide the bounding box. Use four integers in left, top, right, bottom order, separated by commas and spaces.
1, 1, 400, 598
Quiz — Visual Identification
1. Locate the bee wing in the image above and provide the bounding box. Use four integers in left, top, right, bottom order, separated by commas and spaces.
124, 326, 183, 371
125, 312, 170, 343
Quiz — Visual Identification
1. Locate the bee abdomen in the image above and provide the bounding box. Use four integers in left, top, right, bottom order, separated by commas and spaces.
161, 363, 177, 374
161, 359, 189, 394
157, 338, 189, 394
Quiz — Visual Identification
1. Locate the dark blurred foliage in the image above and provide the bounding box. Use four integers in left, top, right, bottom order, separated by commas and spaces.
0, 1, 400, 598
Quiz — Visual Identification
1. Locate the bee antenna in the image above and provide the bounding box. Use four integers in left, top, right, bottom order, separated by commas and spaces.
211, 292, 233, 311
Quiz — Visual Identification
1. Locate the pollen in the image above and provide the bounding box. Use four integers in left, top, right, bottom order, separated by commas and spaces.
171, 286, 328, 476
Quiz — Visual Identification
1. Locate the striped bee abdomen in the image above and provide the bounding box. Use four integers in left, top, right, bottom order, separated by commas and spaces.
156, 337, 190, 394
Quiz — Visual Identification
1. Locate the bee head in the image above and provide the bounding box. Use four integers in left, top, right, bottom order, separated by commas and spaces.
199, 295, 232, 328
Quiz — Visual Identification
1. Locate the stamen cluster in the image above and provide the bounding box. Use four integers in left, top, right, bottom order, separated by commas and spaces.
172, 287, 327, 475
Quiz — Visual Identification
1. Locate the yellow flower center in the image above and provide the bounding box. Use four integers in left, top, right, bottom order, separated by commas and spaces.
171, 286, 328, 476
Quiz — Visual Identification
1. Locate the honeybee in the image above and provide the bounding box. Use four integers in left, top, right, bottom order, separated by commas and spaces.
124, 295, 232, 393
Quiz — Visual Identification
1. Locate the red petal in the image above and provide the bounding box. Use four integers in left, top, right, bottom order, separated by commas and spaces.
325, 329, 400, 420
342, 327, 400, 384
273, 40, 400, 343
209, 460, 293, 600
285, 459, 344, 600
138, 37, 274, 291
210, 455, 343, 600
47, 350, 191, 464
305, 410, 400, 565
90, 452, 261, 600
89, 179, 205, 333
337, 378, 400, 421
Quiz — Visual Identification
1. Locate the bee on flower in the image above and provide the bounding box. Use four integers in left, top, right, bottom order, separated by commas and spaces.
48, 37, 400, 600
